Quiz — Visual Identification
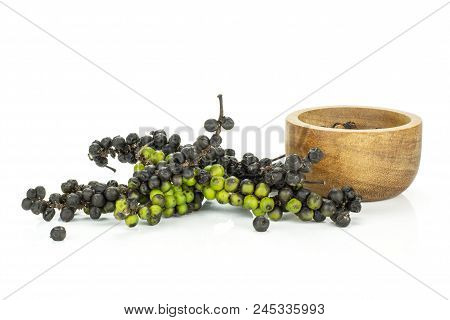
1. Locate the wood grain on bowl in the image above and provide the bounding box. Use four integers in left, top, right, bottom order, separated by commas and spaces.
286, 106, 422, 202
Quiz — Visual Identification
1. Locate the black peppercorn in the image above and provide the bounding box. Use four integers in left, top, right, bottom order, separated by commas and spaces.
50, 226, 66, 241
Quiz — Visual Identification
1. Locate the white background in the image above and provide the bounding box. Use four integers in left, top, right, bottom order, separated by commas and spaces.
0, 0, 449, 318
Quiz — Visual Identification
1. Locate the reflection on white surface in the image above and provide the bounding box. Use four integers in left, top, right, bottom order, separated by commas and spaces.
350, 194, 418, 256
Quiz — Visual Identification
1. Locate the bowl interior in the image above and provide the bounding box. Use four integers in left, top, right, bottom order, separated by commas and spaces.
298, 107, 412, 130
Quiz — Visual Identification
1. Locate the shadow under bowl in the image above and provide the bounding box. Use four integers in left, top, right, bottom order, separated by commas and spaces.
285, 106, 422, 202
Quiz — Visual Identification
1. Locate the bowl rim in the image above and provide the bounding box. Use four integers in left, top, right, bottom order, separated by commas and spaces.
286, 105, 422, 133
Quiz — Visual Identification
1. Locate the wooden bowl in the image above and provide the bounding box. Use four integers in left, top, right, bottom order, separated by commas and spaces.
286, 106, 422, 202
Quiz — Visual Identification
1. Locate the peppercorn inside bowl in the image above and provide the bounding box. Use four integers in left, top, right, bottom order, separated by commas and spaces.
285, 106, 422, 202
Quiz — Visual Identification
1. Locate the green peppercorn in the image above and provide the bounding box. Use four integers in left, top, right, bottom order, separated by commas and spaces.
125, 214, 139, 227
243, 195, 259, 210
240, 179, 255, 195
164, 195, 177, 208
230, 193, 244, 206
160, 181, 172, 192
150, 205, 163, 217
286, 198, 302, 213
259, 197, 275, 213
210, 176, 225, 191
224, 176, 240, 192
151, 150, 165, 164
138, 206, 150, 220
128, 178, 140, 190
216, 190, 230, 204
164, 189, 174, 196
184, 190, 194, 203
115, 198, 128, 214
174, 192, 187, 205
140, 146, 155, 161
177, 204, 188, 215
162, 207, 175, 218
147, 214, 161, 226
172, 186, 183, 193
254, 183, 270, 198
278, 187, 293, 204
252, 207, 265, 217
149, 189, 164, 200
307, 192, 323, 210
134, 162, 145, 172
268, 207, 283, 221
210, 164, 225, 177
151, 194, 166, 207
203, 186, 216, 200
183, 177, 197, 186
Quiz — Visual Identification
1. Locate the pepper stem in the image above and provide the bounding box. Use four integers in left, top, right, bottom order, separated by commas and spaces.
215, 94, 224, 135
217, 94, 224, 119
106, 165, 117, 173
303, 180, 325, 185
271, 154, 286, 162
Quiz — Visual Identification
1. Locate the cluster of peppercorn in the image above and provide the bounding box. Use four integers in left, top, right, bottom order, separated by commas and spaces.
21, 95, 362, 240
